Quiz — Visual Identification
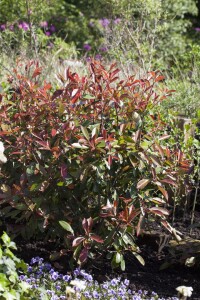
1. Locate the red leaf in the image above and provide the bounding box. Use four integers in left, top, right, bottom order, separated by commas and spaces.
52, 89, 64, 101
79, 247, 88, 264
82, 218, 89, 235
158, 186, 168, 201
35, 140, 50, 150
90, 234, 104, 243
108, 155, 112, 167
155, 75, 165, 82
137, 179, 150, 190
161, 178, 178, 187
32, 67, 42, 79
51, 128, 57, 137
149, 207, 169, 216
137, 215, 145, 236
71, 89, 81, 104
61, 163, 68, 179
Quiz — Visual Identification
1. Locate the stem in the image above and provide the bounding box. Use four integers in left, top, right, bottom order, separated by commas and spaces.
190, 186, 198, 235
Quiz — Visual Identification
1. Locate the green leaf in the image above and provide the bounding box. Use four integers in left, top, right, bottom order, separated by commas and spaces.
81, 126, 90, 141
115, 252, 121, 264
1, 232, 10, 246
122, 233, 136, 247
132, 252, 145, 266
59, 221, 74, 234
120, 257, 125, 271
57, 181, 64, 186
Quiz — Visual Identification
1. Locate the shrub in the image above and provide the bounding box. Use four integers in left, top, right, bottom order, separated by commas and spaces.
0, 60, 190, 268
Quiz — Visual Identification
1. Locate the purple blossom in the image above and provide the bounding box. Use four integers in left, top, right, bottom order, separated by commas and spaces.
40, 21, 48, 28
73, 268, 81, 276
114, 18, 121, 24
9, 25, 14, 31
194, 27, 200, 32
19, 275, 26, 280
92, 290, 100, 298
85, 56, 91, 62
83, 43, 92, 51
99, 46, 108, 52
89, 21, 94, 27
51, 271, 59, 281
99, 18, 110, 28
110, 278, 119, 286
124, 279, 130, 286
18, 21, 29, 31
45, 31, 51, 36
49, 24, 56, 32
63, 274, 71, 282
0, 24, 6, 31
95, 54, 102, 60
27, 266, 33, 272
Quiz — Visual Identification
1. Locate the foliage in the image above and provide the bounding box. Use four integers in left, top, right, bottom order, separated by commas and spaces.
99, 0, 198, 69
0, 232, 32, 299
0, 60, 190, 268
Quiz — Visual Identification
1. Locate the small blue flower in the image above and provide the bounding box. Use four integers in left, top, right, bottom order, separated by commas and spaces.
63, 274, 71, 282
51, 271, 59, 281
92, 290, 99, 299
124, 278, 130, 286
73, 268, 81, 276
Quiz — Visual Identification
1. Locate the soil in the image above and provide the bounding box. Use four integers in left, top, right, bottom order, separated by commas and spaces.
15, 213, 200, 300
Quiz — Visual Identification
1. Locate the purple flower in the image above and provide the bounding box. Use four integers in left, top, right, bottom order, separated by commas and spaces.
85, 56, 91, 62
92, 291, 100, 298
99, 46, 108, 52
40, 21, 48, 28
73, 268, 81, 276
95, 54, 102, 60
84, 291, 92, 298
124, 279, 130, 286
18, 22, 29, 31
27, 266, 33, 272
49, 24, 56, 32
63, 274, 71, 282
51, 271, 59, 281
138, 290, 143, 295
0, 24, 6, 31
80, 271, 93, 281
45, 31, 51, 36
114, 18, 121, 24
30, 257, 42, 265
89, 21, 94, 27
19, 275, 26, 281
9, 25, 14, 31
99, 18, 110, 28
83, 43, 92, 51
110, 278, 119, 286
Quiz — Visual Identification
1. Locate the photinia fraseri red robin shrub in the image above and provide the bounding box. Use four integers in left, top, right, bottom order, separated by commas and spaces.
0, 60, 190, 268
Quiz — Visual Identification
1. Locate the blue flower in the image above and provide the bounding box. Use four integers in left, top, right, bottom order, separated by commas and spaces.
63, 274, 71, 282
51, 271, 59, 281
92, 290, 100, 299
124, 278, 130, 286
